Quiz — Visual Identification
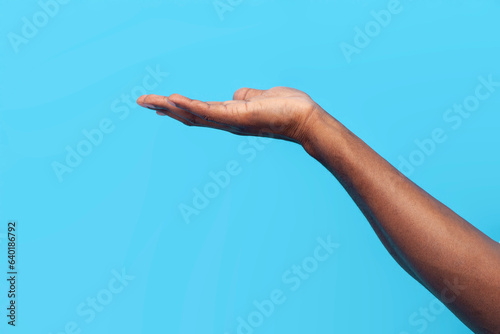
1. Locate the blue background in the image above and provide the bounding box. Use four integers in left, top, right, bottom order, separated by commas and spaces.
1, 0, 499, 333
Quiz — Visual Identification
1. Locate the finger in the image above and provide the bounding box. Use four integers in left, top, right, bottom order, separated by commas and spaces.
137, 95, 148, 106
142, 94, 225, 127
233, 87, 265, 101
206, 100, 241, 105
141, 94, 246, 133
156, 107, 255, 137
167, 93, 252, 127
140, 95, 196, 126
154, 109, 193, 126
136, 94, 192, 125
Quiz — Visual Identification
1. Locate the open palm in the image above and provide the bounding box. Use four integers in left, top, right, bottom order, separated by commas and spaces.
137, 87, 322, 144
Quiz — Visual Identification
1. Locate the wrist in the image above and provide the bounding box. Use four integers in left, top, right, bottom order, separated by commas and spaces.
300, 108, 347, 158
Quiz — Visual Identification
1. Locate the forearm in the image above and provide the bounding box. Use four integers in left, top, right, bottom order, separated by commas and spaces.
302, 110, 500, 333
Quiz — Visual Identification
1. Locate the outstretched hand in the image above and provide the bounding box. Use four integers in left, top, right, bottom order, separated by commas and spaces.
136, 87, 324, 145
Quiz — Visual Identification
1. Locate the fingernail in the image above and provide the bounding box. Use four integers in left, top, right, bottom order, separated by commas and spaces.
157, 111, 166, 116
143, 103, 156, 109
167, 100, 177, 107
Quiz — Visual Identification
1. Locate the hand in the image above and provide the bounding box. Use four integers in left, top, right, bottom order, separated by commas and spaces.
136, 87, 324, 145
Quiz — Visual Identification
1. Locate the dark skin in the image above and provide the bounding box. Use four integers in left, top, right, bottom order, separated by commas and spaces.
137, 87, 500, 334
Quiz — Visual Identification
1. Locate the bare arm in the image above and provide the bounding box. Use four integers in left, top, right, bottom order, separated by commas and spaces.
302, 111, 500, 334
137, 87, 500, 333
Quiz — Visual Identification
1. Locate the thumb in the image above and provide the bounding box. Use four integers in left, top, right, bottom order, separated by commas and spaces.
233, 87, 265, 101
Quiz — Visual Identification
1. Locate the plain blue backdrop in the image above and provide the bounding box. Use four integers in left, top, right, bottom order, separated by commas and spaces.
1, 0, 499, 333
